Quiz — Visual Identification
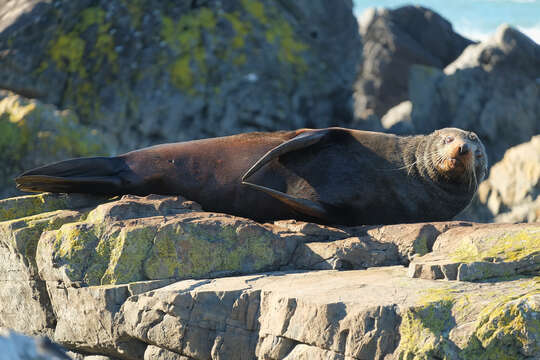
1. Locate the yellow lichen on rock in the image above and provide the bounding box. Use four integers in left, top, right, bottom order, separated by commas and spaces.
160, 1, 309, 94
397, 278, 540, 359
398, 287, 459, 360
143, 217, 278, 280
102, 225, 157, 284
452, 228, 540, 263
0, 194, 69, 222
44, 6, 118, 119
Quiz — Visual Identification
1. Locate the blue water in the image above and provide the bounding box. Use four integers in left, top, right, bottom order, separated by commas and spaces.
353, 0, 540, 43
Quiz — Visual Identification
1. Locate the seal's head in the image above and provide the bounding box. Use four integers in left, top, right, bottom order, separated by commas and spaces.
431, 128, 488, 189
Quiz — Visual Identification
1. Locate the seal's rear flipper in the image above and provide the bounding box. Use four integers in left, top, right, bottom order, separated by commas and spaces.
242, 130, 327, 181
15, 157, 129, 194
16, 175, 123, 194
241, 181, 329, 220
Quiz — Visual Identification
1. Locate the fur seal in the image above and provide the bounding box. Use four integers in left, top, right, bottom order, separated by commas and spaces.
15, 127, 487, 226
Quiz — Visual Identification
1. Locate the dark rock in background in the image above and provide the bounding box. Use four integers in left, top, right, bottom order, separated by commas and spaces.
385, 25, 540, 164
0, 0, 361, 153
353, 5, 472, 121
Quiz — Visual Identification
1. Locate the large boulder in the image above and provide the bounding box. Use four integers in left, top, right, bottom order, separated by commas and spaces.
354, 5, 472, 120
0, 0, 361, 154
0, 192, 539, 359
459, 135, 540, 223
386, 24, 540, 164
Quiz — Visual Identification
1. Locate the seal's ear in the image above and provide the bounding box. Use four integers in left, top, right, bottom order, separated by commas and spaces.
241, 129, 330, 220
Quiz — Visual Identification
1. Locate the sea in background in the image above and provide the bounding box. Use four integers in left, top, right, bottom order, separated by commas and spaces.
353, 0, 540, 43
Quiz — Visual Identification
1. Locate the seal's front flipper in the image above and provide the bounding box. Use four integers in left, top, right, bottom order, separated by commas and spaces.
241, 129, 330, 220
242, 130, 327, 181
241, 181, 329, 220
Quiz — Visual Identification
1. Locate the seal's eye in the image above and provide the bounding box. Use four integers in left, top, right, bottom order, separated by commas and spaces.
469, 133, 478, 141
443, 136, 454, 144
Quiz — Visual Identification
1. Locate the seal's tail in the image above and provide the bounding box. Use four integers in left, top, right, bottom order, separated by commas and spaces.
15, 157, 129, 194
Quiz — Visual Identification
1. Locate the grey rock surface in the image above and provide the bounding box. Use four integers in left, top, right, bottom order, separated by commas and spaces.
0, 0, 361, 155
354, 5, 471, 120
1, 193, 539, 359
460, 135, 540, 223
392, 25, 540, 164
408, 223, 540, 281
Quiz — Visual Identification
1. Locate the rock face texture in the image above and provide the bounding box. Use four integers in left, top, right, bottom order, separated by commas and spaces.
460, 135, 540, 223
1, 193, 539, 359
384, 24, 540, 164
354, 6, 472, 120
0, 0, 360, 154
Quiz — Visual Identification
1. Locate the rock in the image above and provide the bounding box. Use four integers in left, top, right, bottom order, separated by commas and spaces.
0, 91, 111, 197
1, 192, 539, 358
0, 192, 109, 222
399, 25, 540, 164
144, 345, 189, 360
408, 223, 540, 281
0, 328, 70, 360
460, 135, 540, 223
291, 222, 466, 270
380, 100, 413, 134
0, 193, 110, 336
0, 0, 361, 155
354, 5, 472, 120
116, 267, 540, 359
35, 196, 294, 287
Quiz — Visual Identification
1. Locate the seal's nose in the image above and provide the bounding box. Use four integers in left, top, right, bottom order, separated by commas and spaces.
459, 143, 470, 155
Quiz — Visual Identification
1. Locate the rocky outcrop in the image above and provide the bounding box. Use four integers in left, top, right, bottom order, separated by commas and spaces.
384, 24, 540, 163
409, 222, 540, 281
1, 193, 539, 359
460, 135, 540, 223
354, 5, 472, 120
0, 0, 360, 154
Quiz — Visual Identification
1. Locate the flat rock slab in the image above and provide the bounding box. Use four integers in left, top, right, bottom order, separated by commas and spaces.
116, 266, 540, 359
409, 222, 540, 281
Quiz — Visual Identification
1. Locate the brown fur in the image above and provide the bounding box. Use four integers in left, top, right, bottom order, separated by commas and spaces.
15, 127, 487, 226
